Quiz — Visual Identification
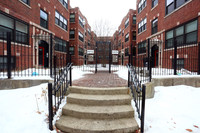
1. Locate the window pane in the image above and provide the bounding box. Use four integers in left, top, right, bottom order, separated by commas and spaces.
167, 3, 174, 14
176, 36, 184, 44
175, 26, 183, 36
55, 11, 59, 18
166, 30, 173, 39
40, 10, 48, 20
16, 21, 28, 33
186, 20, 197, 33
176, 0, 185, 8
0, 14, 14, 29
186, 31, 197, 43
60, 16, 64, 22
166, 39, 173, 48
167, 0, 174, 6
64, 19, 67, 25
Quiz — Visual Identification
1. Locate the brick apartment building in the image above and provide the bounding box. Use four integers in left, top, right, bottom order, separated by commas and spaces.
69, 7, 95, 65
136, 0, 200, 70
117, 9, 137, 65
0, 0, 71, 69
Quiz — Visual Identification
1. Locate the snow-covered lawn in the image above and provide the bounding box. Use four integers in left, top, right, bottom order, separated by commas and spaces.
116, 68, 200, 133
0, 68, 92, 133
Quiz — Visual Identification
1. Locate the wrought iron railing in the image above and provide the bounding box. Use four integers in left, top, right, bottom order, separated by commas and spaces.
48, 63, 72, 130
127, 64, 146, 133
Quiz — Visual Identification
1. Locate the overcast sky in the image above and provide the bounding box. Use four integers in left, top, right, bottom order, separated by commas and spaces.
70, 0, 136, 36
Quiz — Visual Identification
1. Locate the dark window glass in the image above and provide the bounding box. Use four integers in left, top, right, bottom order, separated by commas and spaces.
125, 33, 129, 42
21, 0, 30, 5
55, 37, 67, 52
59, 0, 68, 9
40, 10, 48, 29
70, 30, 75, 39
133, 15, 136, 24
125, 18, 129, 28
125, 48, 129, 56
69, 47, 74, 55
151, 18, 158, 35
166, 0, 188, 15
55, 11, 68, 31
138, 41, 146, 54
132, 31, 136, 40
70, 14, 75, 22
78, 47, 84, 56
152, 0, 158, 8
78, 31, 84, 42
138, 0, 147, 13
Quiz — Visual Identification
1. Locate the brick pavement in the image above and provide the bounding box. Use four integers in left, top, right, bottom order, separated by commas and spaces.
72, 71, 127, 87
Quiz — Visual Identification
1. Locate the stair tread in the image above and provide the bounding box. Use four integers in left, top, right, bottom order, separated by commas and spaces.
70, 86, 129, 90
56, 116, 139, 132
63, 104, 134, 113
68, 93, 131, 100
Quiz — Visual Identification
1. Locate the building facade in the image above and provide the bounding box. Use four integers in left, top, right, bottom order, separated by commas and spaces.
136, 0, 200, 70
69, 7, 94, 65
117, 9, 137, 65
0, 0, 70, 69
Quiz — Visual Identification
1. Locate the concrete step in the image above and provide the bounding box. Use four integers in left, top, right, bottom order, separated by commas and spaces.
69, 86, 129, 95
62, 104, 134, 119
67, 93, 132, 106
56, 116, 139, 133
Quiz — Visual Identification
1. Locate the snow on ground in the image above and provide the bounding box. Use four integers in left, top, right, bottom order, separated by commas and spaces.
116, 68, 200, 133
0, 67, 91, 133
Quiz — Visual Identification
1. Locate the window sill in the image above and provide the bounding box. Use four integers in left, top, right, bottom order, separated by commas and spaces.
55, 24, 68, 33
18, 0, 31, 9
138, 53, 146, 56
54, 50, 67, 54
151, 4, 158, 11
138, 29, 147, 36
164, 0, 192, 19
0, 39, 31, 47
70, 38, 75, 40
137, 5, 147, 15
164, 43, 198, 51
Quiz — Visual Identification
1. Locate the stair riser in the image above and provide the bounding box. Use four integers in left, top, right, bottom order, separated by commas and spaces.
70, 88, 128, 95
56, 124, 137, 133
62, 109, 134, 119
67, 97, 131, 106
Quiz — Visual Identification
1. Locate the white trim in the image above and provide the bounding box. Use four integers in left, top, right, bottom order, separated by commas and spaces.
55, 51, 67, 54
151, 3, 158, 11
0, 39, 31, 47
147, 29, 165, 39
29, 22, 55, 35
164, 43, 198, 51
138, 53, 146, 56
55, 24, 68, 33
164, 0, 193, 19
138, 29, 147, 36
18, 0, 31, 9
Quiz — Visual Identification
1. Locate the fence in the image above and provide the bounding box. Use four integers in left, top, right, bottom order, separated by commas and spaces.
131, 39, 200, 83
127, 64, 146, 133
0, 32, 69, 78
48, 63, 72, 130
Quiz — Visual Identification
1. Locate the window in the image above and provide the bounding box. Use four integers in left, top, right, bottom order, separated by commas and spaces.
125, 33, 129, 42
55, 37, 68, 52
40, 10, 48, 29
0, 56, 16, 70
133, 15, 136, 24
151, 18, 158, 34
125, 48, 129, 56
78, 31, 84, 42
70, 30, 75, 39
165, 19, 197, 49
118, 28, 121, 35
125, 18, 129, 28
138, 0, 147, 13
172, 58, 184, 69
21, 0, 30, 5
69, 47, 74, 55
152, 0, 158, 8
88, 28, 91, 36
79, 16, 84, 28
138, 17, 147, 34
0, 13, 28, 44
70, 13, 75, 22
78, 47, 84, 56
138, 41, 146, 54
55, 11, 68, 31
132, 47, 136, 56
59, 0, 68, 9
132, 31, 136, 40
118, 40, 121, 46
166, 0, 188, 15
88, 41, 91, 46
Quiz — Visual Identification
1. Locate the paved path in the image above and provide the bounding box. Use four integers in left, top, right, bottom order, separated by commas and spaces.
73, 71, 127, 87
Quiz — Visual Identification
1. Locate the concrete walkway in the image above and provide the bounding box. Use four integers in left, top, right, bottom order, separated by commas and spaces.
73, 71, 127, 87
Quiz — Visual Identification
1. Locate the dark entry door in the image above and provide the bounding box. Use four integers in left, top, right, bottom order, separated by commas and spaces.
151, 45, 158, 67
38, 40, 49, 68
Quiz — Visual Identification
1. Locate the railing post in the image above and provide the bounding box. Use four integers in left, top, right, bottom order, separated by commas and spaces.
69, 54, 72, 86
174, 40, 177, 75
7, 32, 11, 79
147, 39, 152, 82
95, 42, 98, 73
198, 42, 200, 75
54, 55, 56, 81
128, 65, 130, 87
50, 34, 53, 77
109, 42, 111, 73
48, 83, 53, 130
141, 84, 146, 133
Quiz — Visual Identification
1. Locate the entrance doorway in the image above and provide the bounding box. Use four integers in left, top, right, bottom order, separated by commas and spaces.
38, 40, 49, 68
151, 45, 158, 67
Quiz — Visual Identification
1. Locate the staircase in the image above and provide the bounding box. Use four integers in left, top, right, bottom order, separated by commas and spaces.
56, 86, 139, 133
